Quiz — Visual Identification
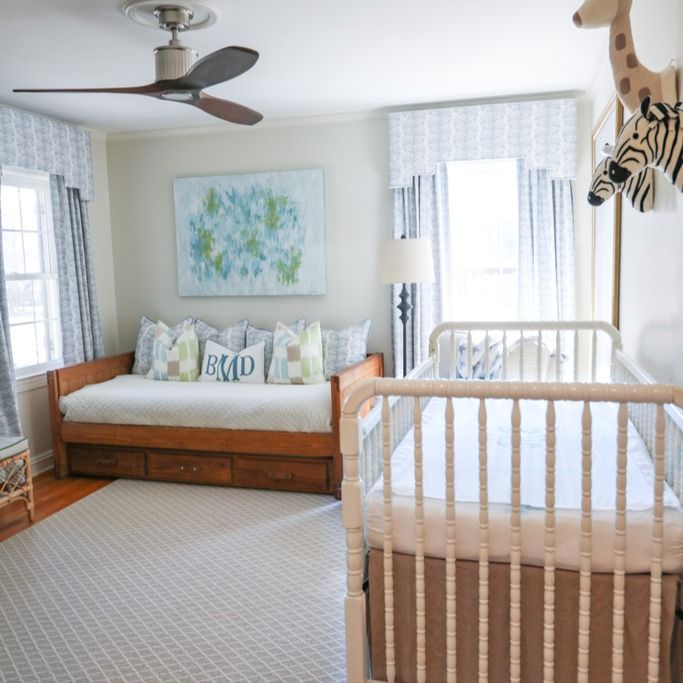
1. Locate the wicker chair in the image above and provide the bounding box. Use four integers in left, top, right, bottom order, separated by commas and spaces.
0, 436, 34, 523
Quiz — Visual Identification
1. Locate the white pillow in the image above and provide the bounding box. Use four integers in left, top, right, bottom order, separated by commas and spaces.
200, 340, 266, 384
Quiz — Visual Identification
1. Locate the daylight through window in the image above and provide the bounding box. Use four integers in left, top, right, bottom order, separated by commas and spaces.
446, 158, 519, 321
1, 168, 62, 376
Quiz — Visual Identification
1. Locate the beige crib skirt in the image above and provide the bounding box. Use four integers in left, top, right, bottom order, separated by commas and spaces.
368, 550, 683, 683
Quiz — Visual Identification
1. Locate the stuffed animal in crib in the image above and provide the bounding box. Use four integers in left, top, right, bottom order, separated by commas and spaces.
609, 98, 683, 190
588, 145, 654, 212
573, 0, 678, 113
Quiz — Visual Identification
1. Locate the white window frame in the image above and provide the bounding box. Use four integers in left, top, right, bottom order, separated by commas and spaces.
1, 166, 63, 379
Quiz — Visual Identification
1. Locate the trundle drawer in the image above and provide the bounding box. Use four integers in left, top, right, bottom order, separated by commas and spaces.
69, 446, 145, 477
235, 457, 330, 493
147, 451, 232, 485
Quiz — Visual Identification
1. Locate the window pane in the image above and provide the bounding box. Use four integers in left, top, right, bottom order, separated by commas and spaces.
22, 231, 42, 273
6, 280, 34, 324
19, 188, 40, 232
31, 280, 47, 321
2, 230, 25, 274
447, 159, 519, 321
35, 321, 48, 364
0, 185, 21, 230
49, 319, 62, 361
10, 323, 38, 369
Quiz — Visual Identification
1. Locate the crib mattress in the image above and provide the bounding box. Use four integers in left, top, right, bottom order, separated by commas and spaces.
59, 374, 332, 433
366, 398, 683, 573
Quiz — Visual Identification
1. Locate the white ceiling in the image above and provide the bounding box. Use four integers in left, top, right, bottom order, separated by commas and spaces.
0, 0, 604, 134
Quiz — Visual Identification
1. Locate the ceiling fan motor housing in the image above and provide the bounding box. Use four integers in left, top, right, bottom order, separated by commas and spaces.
154, 43, 198, 81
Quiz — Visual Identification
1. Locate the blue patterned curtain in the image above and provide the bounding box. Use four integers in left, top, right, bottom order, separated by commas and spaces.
50, 176, 104, 364
0, 174, 22, 436
517, 165, 576, 320
388, 98, 578, 376
0, 106, 99, 435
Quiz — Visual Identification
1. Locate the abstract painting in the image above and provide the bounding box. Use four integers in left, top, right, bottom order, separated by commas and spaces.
174, 169, 326, 296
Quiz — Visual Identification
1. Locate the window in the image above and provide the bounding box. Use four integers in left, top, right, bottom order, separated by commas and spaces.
446, 159, 519, 320
1, 168, 62, 377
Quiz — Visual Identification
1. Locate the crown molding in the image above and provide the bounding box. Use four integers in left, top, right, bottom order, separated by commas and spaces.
105, 109, 387, 142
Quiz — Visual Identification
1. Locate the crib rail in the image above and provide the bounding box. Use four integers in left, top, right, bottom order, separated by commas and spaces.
429, 320, 622, 383
342, 378, 683, 683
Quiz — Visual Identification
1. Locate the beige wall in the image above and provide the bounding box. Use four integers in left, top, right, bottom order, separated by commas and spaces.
589, 0, 683, 384
106, 115, 394, 371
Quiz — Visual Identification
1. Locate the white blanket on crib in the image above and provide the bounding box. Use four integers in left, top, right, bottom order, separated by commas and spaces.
386, 398, 680, 511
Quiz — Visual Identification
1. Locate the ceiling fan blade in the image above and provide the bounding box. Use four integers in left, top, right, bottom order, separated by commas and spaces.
13, 83, 165, 95
176, 46, 259, 90
194, 92, 263, 125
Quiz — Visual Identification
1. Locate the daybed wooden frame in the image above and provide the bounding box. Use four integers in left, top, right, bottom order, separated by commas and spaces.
48, 351, 383, 498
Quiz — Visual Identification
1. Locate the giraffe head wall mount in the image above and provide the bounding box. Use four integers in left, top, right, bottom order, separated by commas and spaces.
573, 0, 677, 113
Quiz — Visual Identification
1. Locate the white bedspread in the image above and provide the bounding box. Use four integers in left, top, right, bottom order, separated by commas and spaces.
366, 398, 683, 573
59, 374, 332, 433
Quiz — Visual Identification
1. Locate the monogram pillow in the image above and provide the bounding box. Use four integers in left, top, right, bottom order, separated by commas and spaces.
200, 340, 266, 384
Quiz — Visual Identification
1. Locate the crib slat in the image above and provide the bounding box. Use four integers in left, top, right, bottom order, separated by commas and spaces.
510, 399, 522, 683
478, 399, 489, 683
414, 398, 426, 683
612, 403, 628, 683
647, 405, 666, 683
574, 330, 579, 383
502, 331, 508, 380
544, 401, 556, 683
450, 331, 456, 380
445, 398, 457, 683
519, 331, 525, 382
577, 402, 593, 683
484, 331, 490, 379
468, 332, 474, 380
537, 330, 543, 381
382, 396, 396, 683
555, 330, 561, 382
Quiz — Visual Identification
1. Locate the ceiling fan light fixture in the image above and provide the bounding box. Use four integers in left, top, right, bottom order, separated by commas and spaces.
161, 91, 194, 101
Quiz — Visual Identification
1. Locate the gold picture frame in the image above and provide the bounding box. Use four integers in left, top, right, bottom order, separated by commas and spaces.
591, 95, 624, 329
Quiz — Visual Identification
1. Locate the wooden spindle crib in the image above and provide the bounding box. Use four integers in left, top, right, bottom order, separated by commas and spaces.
341, 321, 683, 683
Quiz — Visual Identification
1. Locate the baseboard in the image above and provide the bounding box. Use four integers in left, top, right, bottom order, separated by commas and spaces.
31, 449, 53, 475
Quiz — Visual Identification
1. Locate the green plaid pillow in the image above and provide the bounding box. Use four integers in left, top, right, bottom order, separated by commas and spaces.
146, 321, 199, 381
267, 321, 325, 385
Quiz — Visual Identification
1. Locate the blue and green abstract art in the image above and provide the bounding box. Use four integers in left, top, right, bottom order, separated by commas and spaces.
174, 169, 326, 296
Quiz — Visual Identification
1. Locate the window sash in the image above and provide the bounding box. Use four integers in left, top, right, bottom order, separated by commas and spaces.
1, 168, 62, 376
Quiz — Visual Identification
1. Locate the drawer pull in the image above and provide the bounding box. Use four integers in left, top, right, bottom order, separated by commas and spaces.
178, 465, 201, 473
269, 471, 293, 481
95, 457, 117, 467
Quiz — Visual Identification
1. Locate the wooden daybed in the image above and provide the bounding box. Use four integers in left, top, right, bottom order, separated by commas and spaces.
47, 351, 383, 498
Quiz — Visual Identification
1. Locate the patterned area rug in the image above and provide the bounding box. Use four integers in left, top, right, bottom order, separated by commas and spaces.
0, 480, 346, 682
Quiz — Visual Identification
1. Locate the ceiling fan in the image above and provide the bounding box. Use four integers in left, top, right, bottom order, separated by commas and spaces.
14, 4, 263, 126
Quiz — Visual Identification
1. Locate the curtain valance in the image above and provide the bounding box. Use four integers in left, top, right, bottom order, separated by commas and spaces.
388, 98, 578, 188
0, 105, 94, 201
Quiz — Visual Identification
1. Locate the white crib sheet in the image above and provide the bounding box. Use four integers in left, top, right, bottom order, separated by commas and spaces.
366, 398, 683, 573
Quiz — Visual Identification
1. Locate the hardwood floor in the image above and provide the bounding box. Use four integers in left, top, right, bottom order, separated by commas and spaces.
0, 470, 113, 543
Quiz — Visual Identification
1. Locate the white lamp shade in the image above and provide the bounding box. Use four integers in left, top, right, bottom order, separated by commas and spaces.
379, 238, 435, 285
